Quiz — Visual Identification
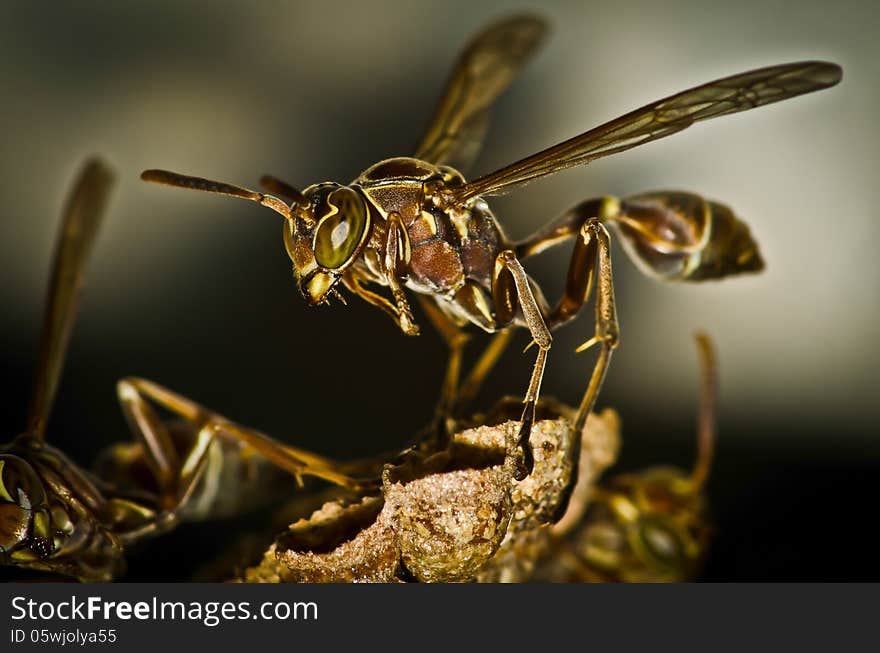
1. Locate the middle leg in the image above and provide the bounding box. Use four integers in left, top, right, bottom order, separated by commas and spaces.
417, 297, 516, 440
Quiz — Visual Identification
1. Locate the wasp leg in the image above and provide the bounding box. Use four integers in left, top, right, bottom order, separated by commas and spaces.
341, 272, 403, 326
116, 379, 180, 498
517, 204, 620, 419
515, 198, 609, 261
511, 214, 620, 511
456, 328, 515, 413
338, 213, 419, 336
109, 498, 176, 546
492, 250, 553, 480
547, 218, 619, 433
116, 378, 371, 508
548, 220, 620, 523
417, 296, 470, 441
342, 269, 417, 337
690, 331, 717, 489
418, 297, 517, 448
208, 423, 377, 492
384, 211, 419, 336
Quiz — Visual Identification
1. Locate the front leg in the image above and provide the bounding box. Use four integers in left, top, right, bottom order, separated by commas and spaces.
340, 212, 419, 336
384, 211, 419, 335
341, 271, 404, 328
492, 250, 553, 480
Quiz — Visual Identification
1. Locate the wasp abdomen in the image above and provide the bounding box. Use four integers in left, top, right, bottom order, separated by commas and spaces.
609, 192, 764, 282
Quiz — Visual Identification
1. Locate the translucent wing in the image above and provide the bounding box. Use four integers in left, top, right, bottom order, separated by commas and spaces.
27, 158, 116, 440
452, 61, 842, 202
414, 13, 548, 174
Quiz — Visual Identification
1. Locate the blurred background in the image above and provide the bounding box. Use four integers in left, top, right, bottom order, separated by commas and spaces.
1, 0, 877, 580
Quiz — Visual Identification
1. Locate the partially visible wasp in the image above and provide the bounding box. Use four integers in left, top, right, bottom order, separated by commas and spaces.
0, 159, 365, 582
141, 13, 841, 477
0, 159, 162, 580
538, 332, 718, 583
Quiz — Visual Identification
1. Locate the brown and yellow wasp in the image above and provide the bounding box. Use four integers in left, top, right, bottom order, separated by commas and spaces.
0, 159, 366, 581
142, 13, 841, 477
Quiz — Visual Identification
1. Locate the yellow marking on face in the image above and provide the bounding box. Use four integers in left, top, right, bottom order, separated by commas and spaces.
306, 272, 336, 301
318, 192, 341, 222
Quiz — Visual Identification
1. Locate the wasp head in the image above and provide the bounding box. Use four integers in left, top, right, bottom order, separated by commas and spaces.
285, 183, 372, 305
0, 453, 55, 564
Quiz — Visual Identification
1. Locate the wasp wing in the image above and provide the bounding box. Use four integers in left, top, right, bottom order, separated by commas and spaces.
414, 13, 548, 174
452, 61, 841, 202
27, 158, 116, 440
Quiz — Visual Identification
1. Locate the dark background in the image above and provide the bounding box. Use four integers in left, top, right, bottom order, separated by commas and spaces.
1, 0, 877, 580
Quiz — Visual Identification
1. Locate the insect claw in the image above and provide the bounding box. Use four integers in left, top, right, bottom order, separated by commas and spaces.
575, 336, 600, 354
329, 288, 348, 306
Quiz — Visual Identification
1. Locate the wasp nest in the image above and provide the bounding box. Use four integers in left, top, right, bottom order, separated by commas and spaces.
242, 407, 620, 583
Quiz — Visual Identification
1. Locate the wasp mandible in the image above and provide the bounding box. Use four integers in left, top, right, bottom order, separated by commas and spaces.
142, 13, 841, 478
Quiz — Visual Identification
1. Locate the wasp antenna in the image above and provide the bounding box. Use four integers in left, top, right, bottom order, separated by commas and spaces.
691, 331, 717, 488
259, 174, 307, 207
141, 169, 292, 220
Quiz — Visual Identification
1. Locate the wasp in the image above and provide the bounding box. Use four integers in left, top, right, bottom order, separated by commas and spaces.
141, 13, 841, 478
0, 158, 167, 581
0, 159, 367, 582
539, 332, 718, 582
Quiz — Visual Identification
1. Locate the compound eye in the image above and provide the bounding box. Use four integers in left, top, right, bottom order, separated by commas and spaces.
0, 456, 46, 553
313, 187, 370, 269
0, 455, 46, 510
631, 514, 688, 573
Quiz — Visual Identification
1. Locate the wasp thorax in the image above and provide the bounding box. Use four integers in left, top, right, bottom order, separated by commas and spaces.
312, 186, 371, 270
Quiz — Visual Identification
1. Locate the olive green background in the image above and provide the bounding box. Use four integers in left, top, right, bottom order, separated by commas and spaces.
1, 0, 877, 579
